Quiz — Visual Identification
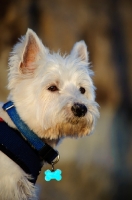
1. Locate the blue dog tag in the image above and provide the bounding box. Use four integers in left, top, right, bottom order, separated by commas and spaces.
44, 154, 62, 181
44, 169, 62, 181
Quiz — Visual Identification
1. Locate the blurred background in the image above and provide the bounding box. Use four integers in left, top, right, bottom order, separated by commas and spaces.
0, 0, 132, 199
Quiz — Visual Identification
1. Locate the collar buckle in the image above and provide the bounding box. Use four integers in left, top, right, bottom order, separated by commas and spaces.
38, 143, 59, 164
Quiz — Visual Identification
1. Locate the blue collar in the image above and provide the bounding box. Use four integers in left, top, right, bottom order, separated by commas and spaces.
2, 101, 59, 165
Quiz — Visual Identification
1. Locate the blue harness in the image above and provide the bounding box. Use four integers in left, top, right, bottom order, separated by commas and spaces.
0, 101, 59, 183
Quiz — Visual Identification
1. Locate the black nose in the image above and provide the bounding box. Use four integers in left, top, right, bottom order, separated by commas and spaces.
71, 103, 87, 117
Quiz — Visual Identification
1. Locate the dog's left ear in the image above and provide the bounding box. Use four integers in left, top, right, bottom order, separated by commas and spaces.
70, 41, 88, 62
20, 29, 45, 74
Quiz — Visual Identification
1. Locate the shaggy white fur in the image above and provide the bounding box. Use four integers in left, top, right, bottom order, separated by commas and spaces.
0, 29, 99, 199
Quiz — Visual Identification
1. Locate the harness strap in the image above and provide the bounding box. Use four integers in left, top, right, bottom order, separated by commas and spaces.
0, 119, 42, 183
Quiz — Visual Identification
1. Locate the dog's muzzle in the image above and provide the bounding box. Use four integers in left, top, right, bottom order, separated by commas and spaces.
71, 103, 87, 117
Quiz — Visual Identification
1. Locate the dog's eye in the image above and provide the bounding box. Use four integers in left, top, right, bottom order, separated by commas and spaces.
80, 87, 85, 94
48, 85, 58, 92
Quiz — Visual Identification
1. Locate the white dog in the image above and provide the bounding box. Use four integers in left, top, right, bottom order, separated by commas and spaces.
0, 29, 99, 200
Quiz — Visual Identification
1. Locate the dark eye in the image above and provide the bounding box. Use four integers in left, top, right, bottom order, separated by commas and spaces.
48, 85, 58, 92
80, 87, 85, 94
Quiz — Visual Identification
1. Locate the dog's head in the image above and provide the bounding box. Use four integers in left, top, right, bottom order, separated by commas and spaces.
8, 29, 99, 144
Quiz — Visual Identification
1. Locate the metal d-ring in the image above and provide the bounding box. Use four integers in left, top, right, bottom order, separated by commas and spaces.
51, 154, 60, 171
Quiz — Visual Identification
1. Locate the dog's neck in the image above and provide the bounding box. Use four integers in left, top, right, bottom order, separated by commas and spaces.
0, 102, 59, 147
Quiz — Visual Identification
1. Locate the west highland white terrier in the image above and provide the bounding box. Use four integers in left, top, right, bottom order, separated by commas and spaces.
0, 29, 99, 200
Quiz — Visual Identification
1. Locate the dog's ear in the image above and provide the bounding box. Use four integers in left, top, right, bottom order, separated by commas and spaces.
20, 29, 44, 74
70, 41, 88, 62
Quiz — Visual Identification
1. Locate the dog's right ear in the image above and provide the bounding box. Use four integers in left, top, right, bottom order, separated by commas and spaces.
19, 29, 45, 74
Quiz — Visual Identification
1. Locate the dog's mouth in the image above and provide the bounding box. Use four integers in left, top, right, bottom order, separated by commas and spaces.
65, 116, 84, 125
40, 106, 97, 145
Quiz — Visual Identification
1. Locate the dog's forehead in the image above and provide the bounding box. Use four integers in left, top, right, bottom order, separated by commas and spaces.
44, 53, 91, 79
38, 52, 93, 88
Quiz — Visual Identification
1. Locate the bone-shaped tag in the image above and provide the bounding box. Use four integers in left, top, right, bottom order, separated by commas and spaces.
44, 169, 62, 181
